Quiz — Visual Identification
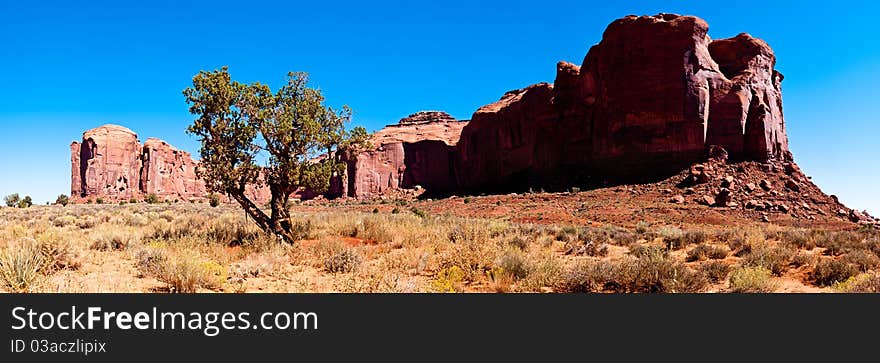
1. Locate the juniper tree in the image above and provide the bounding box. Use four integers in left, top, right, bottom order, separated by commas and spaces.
184, 67, 369, 243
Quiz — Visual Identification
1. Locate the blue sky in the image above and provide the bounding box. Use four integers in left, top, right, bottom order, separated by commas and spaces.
0, 0, 877, 214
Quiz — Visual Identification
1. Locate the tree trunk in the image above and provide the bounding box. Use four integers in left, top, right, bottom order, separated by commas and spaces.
269, 184, 295, 244
229, 192, 273, 236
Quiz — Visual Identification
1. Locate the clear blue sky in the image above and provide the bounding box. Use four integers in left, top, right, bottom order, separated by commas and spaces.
0, 0, 877, 214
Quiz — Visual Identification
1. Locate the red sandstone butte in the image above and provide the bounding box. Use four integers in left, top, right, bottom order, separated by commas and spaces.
455, 13, 790, 191
71, 124, 271, 203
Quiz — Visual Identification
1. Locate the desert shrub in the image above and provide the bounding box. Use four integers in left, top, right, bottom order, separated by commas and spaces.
55, 194, 69, 206
521, 254, 563, 291
729, 267, 776, 293
126, 213, 149, 227
496, 249, 529, 280
628, 244, 667, 259
205, 219, 262, 246
0, 242, 45, 292
657, 226, 686, 250
814, 230, 864, 256
76, 216, 96, 229
410, 207, 427, 218
614, 252, 707, 293
91, 230, 140, 251
36, 233, 80, 272
699, 261, 731, 283
4, 193, 20, 208
507, 235, 529, 250
355, 217, 393, 243
289, 219, 316, 241
144, 194, 159, 204
463, 197, 472, 204
558, 260, 616, 293
778, 228, 815, 250
391, 208, 401, 214
686, 244, 729, 262
555, 226, 579, 242
17, 196, 33, 208
682, 230, 710, 245
53, 215, 77, 227
324, 249, 362, 273
430, 266, 465, 293
832, 272, 880, 293
136, 247, 225, 293
811, 259, 858, 286
742, 245, 794, 276
209, 194, 220, 208
96, 198, 104, 205
791, 252, 815, 268
634, 221, 651, 235
440, 224, 497, 281
842, 250, 880, 272
718, 228, 765, 257
129, 198, 138, 204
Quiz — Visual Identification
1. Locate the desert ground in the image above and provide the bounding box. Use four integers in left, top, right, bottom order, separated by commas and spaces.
1, 180, 877, 294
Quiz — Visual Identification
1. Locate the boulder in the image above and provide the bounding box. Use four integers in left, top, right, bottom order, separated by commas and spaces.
670, 195, 685, 204
698, 195, 716, 206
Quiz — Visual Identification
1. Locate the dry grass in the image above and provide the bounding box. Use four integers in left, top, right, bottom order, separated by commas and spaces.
0, 203, 876, 293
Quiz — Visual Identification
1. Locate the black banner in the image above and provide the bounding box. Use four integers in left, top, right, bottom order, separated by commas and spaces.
1, 294, 876, 361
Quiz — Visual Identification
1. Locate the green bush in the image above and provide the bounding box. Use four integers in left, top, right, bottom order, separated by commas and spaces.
811, 259, 858, 286
742, 245, 794, 276
145, 194, 159, 204
699, 261, 731, 283
686, 244, 729, 262
209, 194, 220, 208
729, 267, 775, 293
55, 194, 69, 206
4, 193, 20, 207
496, 249, 529, 280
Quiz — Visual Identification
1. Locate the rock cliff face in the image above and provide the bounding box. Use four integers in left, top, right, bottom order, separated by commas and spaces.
336, 111, 468, 198
140, 138, 206, 200
71, 125, 270, 203
455, 14, 790, 191
71, 125, 143, 200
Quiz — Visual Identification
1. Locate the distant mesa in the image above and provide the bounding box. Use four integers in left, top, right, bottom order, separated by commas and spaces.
70, 124, 270, 203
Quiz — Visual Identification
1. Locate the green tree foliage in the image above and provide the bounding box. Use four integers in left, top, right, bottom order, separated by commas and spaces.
55, 194, 69, 206
184, 67, 370, 243
4, 194, 19, 207
145, 194, 159, 204
18, 196, 33, 208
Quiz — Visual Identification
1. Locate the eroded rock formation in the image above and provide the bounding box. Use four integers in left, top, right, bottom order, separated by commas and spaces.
72, 14, 800, 204
336, 111, 468, 198
455, 13, 790, 191
71, 124, 270, 203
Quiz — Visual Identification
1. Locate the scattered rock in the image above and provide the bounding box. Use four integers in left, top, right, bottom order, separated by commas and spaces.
684, 187, 696, 195
670, 195, 685, 204
698, 195, 716, 206
759, 179, 773, 191
721, 175, 735, 188
785, 179, 801, 192
777, 204, 790, 213
715, 188, 732, 207
744, 183, 756, 192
